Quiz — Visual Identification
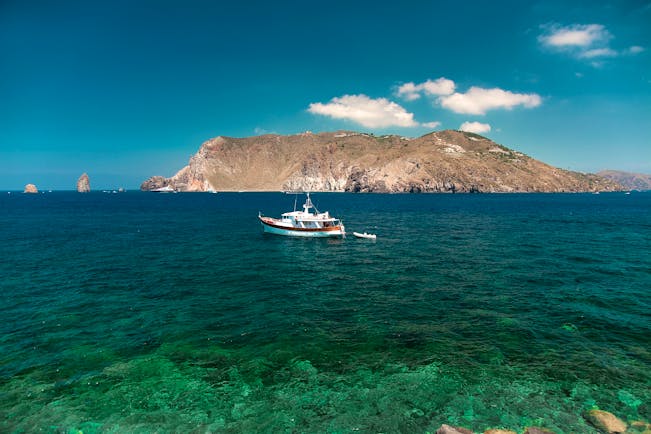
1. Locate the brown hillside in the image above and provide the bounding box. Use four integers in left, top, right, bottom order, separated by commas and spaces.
141, 130, 622, 193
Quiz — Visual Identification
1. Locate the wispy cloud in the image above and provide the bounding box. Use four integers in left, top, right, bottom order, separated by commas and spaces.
396, 78, 455, 101
539, 23, 644, 63
254, 127, 276, 135
421, 121, 441, 129
539, 24, 610, 48
459, 121, 491, 134
627, 45, 645, 54
578, 47, 618, 59
439, 87, 542, 115
308, 94, 418, 128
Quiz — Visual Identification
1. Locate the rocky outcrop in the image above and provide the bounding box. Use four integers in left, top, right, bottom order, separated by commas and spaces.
23, 184, 38, 193
140, 176, 169, 191
484, 430, 517, 434
76, 173, 90, 192
141, 130, 623, 193
584, 409, 627, 433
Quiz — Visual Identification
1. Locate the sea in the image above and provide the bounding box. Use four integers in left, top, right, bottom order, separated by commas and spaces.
1, 191, 649, 433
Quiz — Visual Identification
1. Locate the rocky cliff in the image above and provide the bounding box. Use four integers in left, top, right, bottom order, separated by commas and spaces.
77, 173, 91, 192
141, 130, 622, 193
597, 170, 651, 191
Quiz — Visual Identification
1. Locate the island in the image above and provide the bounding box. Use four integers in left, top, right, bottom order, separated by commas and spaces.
141, 130, 622, 193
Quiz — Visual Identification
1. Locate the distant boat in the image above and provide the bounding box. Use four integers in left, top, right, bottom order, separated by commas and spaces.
151, 186, 175, 193
258, 192, 345, 238
353, 231, 377, 240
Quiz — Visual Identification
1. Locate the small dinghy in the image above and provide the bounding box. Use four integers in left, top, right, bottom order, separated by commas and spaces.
353, 231, 377, 240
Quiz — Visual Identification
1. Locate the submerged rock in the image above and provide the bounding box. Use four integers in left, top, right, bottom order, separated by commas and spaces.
436, 424, 474, 434
629, 420, 651, 432
77, 173, 90, 192
585, 410, 628, 433
523, 428, 555, 434
23, 184, 38, 193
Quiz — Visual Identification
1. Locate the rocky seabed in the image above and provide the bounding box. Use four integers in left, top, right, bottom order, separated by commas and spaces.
433, 409, 650, 434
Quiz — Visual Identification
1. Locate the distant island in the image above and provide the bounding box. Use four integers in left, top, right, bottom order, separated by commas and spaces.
141, 130, 623, 193
597, 170, 651, 191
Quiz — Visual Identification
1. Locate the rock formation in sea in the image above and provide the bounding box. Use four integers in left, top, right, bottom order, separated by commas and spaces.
141, 130, 623, 193
23, 184, 38, 193
76, 173, 91, 193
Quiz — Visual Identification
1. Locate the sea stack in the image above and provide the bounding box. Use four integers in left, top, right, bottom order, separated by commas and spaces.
24, 184, 38, 193
77, 173, 91, 193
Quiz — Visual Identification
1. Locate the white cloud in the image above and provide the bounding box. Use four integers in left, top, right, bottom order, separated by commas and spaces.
627, 45, 645, 54
421, 78, 456, 96
396, 77, 455, 100
396, 82, 421, 101
254, 127, 276, 135
421, 121, 441, 129
459, 121, 491, 134
539, 23, 643, 64
308, 94, 418, 128
439, 87, 542, 115
579, 47, 618, 58
539, 24, 610, 48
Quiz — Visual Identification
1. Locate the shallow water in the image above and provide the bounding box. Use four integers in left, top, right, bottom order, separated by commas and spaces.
1, 192, 649, 432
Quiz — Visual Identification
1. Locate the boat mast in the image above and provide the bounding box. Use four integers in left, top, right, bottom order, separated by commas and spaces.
303, 192, 313, 213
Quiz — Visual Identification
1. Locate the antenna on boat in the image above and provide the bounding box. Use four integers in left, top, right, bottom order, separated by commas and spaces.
304, 191, 318, 214
293, 194, 297, 212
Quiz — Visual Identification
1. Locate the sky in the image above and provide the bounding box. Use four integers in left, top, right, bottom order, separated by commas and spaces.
1, 0, 650, 190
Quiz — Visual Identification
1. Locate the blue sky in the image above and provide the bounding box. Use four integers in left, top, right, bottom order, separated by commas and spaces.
1, 0, 650, 190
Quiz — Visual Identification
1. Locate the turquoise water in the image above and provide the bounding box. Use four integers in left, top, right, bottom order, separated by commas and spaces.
1, 192, 649, 433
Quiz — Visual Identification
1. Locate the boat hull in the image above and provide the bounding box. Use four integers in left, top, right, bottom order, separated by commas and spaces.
259, 217, 345, 238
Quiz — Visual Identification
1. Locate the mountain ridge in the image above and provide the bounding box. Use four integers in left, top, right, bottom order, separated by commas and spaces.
596, 170, 651, 191
141, 130, 622, 193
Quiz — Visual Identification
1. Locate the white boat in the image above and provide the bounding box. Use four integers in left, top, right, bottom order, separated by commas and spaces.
258, 193, 345, 238
353, 231, 377, 240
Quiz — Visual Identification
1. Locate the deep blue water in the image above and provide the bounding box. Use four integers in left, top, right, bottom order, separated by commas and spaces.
1, 191, 650, 433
